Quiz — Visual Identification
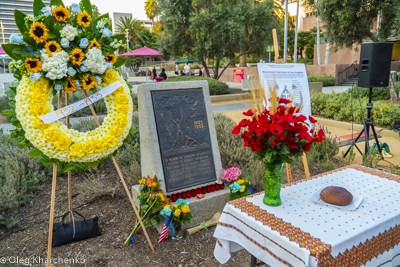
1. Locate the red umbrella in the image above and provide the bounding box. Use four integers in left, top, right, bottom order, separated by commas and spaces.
0, 46, 6, 55
120, 46, 163, 56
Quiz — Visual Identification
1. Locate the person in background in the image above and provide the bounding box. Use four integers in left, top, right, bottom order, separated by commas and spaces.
184, 63, 190, 76
180, 70, 185, 76
159, 68, 167, 80
198, 69, 202, 77
175, 63, 179, 75
151, 67, 157, 80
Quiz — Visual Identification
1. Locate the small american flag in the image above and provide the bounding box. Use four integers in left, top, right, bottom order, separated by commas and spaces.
158, 214, 173, 245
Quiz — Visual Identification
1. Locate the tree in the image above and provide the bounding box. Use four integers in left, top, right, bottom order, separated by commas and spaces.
117, 17, 149, 50
157, 0, 279, 79
145, 0, 159, 31
92, 4, 101, 19
309, 0, 399, 50
296, 31, 308, 59
279, 29, 295, 60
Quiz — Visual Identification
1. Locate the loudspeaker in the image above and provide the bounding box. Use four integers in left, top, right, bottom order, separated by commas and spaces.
358, 42, 393, 88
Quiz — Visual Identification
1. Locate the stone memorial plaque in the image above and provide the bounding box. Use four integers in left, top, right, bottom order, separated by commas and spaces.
151, 89, 216, 192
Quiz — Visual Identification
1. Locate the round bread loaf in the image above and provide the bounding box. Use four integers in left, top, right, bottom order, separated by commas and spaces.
320, 186, 353, 206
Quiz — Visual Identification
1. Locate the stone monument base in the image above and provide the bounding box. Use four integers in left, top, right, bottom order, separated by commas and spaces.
132, 185, 230, 233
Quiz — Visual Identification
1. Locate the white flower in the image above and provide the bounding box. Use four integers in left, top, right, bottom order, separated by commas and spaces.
96, 18, 110, 30
110, 39, 122, 49
82, 48, 107, 74
60, 24, 78, 41
40, 49, 69, 80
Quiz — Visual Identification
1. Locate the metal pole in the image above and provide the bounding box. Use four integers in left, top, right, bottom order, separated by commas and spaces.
284, 0, 289, 63
294, 0, 300, 63
269, 49, 271, 62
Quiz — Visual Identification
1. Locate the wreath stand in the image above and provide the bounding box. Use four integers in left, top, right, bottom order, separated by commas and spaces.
285, 154, 310, 184
46, 91, 154, 267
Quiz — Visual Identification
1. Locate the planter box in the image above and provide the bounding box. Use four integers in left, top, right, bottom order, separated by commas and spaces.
309, 82, 323, 95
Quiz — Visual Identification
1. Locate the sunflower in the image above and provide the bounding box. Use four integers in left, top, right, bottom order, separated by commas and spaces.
51, 5, 71, 23
24, 58, 42, 73
28, 21, 49, 43
105, 53, 117, 64
44, 41, 62, 56
69, 48, 85, 66
81, 74, 97, 91
64, 77, 77, 93
77, 11, 92, 27
88, 38, 101, 50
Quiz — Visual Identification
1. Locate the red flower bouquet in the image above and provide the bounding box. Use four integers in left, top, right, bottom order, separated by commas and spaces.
232, 93, 325, 206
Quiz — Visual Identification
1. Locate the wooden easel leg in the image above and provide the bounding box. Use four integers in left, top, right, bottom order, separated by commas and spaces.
47, 163, 57, 267
285, 163, 292, 183
82, 90, 155, 251
66, 93, 72, 222
302, 153, 310, 178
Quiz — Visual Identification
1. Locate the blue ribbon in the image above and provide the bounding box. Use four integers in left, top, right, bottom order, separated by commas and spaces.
165, 214, 175, 236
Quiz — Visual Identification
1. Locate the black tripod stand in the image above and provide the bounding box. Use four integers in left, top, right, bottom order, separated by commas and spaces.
343, 88, 382, 158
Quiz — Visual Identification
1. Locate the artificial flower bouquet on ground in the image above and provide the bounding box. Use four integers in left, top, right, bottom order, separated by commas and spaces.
232, 84, 325, 206
220, 167, 252, 200
160, 199, 193, 241
124, 176, 168, 245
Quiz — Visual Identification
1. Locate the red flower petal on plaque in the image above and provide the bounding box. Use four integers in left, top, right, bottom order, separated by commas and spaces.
286, 135, 295, 142
268, 124, 283, 135
303, 143, 311, 152
318, 128, 325, 138
309, 115, 317, 124
299, 130, 312, 142
285, 140, 299, 149
275, 133, 285, 142
243, 109, 253, 116
239, 119, 251, 127
241, 131, 251, 139
297, 115, 307, 122
232, 125, 241, 135
278, 98, 291, 104
255, 126, 268, 135
252, 139, 263, 152
270, 140, 276, 147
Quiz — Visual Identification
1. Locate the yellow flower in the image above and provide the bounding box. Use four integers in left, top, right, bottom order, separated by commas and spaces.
116, 104, 130, 113
111, 125, 124, 137
52, 5, 71, 23
24, 58, 42, 73
181, 205, 190, 213
77, 11, 92, 27
105, 53, 117, 64
237, 179, 244, 185
30, 93, 46, 103
33, 117, 49, 129
28, 21, 48, 43
174, 209, 181, 217
88, 38, 101, 50
164, 204, 170, 209
103, 69, 117, 84
374, 111, 377, 114
44, 40, 61, 56
69, 143, 85, 157
115, 115, 127, 127
173, 204, 178, 208
64, 77, 77, 94
30, 103, 49, 116
43, 127, 60, 142
157, 193, 165, 201
149, 182, 158, 187
114, 92, 129, 105
53, 135, 71, 151
70, 48, 85, 66
239, 185, 246, 193
103, 135, 117, 148
93, 140, 106, 153
139, 178, 146, 185
81, 74, 97, 91
82, 140, 95, 154
32, 78, 49, 95
380, 109, 383, 112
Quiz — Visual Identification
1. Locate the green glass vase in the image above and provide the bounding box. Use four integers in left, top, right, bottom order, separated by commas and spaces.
263, 162, 284, 206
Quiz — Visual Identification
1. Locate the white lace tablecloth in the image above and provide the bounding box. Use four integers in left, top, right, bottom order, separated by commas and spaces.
213, 165, 400, 267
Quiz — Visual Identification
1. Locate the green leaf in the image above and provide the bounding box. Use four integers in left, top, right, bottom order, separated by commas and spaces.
86, 161, 99, 167
149, 218, 157, 226
50, 0, 64, 7
44, 16, 55, 31
62, 163, 74, 172
113, 34, 125, 41
91, 13, 109, 31
13, 70, 22, 80
14, 10, 27, 34
1, 109, 14, 117
22, 32, 36, 48
114, 57, 128, 68
48, 32, 57, 39
33, 0, 46, 16
81, 0, 92, 16
40, 157, 49, 167
1, 44, 21, 60
244, 189, 251, 195
28, 148, 43, 157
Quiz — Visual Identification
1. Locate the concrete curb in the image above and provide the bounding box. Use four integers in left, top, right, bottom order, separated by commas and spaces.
315, 117, 400, 139
210, 93, 249, 103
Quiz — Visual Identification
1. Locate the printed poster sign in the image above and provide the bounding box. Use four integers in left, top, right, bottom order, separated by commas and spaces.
257, 63, 312, 125
233, 69, 244, 83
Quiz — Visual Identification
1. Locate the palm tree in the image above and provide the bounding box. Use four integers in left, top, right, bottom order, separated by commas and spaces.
145, 0, 158, 32
116, 17, 148, 50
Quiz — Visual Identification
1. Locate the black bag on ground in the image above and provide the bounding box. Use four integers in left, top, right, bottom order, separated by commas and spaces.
52, 211, 101, 247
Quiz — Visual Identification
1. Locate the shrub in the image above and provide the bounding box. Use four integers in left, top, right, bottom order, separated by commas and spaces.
308, 75, 336, 86
51, 90, 107, 116
0, 96, 10, 113
164, 76, 231, 95
348, 83, 400, 101
71, 117, 105, 132
213, 113, 265, 190
0, 130, 47, 228
297, 58, 313, 65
